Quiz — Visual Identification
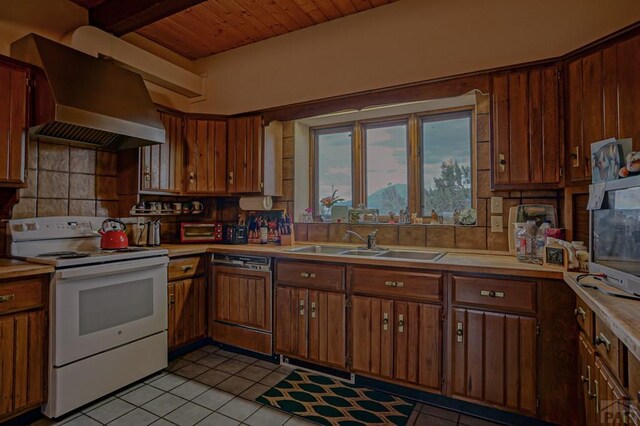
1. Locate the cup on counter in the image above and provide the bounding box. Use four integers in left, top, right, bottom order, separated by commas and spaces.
182, 202, 192, 213
173, 202, 182, 213
192, 201, 203, 212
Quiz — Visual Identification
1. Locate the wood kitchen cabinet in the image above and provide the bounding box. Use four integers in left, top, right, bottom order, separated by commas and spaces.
167, 255, 207, 350
185, 117, 227, 194
0, 275, 47, 423
139, 110, 183, 194
449, 275, 539, 415
275, 285, 346, 369
0, 57, 30, 188
351, 295, 441, 391
227, 116, 282, 195
491, 64, 562, 189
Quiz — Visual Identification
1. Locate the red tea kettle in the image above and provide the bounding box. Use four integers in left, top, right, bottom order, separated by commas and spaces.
99, 219, 129, 249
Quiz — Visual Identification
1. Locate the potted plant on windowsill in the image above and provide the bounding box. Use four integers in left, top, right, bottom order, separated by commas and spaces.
320, 190, 344, 223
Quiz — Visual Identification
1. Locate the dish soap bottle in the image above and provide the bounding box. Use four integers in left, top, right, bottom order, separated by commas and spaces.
259, 220, 268, 244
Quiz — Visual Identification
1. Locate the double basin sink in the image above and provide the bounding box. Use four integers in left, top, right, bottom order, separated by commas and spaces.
286, 245, 445, 261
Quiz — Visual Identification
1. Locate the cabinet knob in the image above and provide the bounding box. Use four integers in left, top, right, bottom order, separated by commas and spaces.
398, 314, 404, 333
571, 146, 580, 167
384, 281, 404, 288
310, 301, 316, 318
300, 272, 316, 278
595, 333, 612, 352
0, 294, 15, 303
168, 293, 175, 308
143, 169, 150, 181
299, 299, 305, 316
383, 312, 389, 331
480, 290, 504, 298
574, 307, 586, 322
181, 265, 193, 272
189, 172, 196, 182
498, 154, 506, 171
228, 171, 234, 185
456, 321, 464, 343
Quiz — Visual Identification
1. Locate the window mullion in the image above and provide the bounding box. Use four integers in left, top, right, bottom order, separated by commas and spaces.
353, 121, 365, 207
408, 114, 420, 216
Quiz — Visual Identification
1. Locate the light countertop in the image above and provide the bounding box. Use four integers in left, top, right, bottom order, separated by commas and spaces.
564, 272, 640, 361
160, 243, 564, 279
0, 258, 54, 281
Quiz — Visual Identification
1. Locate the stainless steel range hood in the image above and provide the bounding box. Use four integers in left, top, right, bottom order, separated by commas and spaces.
11, 34, 165, 150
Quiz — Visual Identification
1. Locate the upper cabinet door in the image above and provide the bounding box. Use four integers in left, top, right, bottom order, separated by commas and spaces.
227, 115, 263, 194
0, 60, 29, 187
140, 110, 183, 194
185, 117, 227, 194
491, 64, 562, 189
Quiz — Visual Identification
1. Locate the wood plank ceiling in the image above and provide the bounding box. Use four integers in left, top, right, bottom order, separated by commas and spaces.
71, 0, 398, 59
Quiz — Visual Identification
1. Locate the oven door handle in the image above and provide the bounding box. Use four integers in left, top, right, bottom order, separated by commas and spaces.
55, 256, 169, 281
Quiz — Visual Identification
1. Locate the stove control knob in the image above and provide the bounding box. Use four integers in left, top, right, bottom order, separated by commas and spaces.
26, 222, 40, 231
14, 223, 27, 232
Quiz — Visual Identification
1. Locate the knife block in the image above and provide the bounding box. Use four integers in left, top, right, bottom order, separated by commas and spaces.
280, 228, 295, 246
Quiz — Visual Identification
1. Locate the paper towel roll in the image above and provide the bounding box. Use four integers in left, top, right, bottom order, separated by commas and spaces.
239, 196, 273, 211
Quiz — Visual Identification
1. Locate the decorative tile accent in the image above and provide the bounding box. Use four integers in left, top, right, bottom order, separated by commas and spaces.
38, 142, 69, 171
37, 198, 68, 217
70, 147, 96, 174
69, 174, 96, 200
38, 170, 69, 199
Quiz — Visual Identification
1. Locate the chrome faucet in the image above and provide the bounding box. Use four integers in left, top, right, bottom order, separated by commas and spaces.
343, 229, 379, 250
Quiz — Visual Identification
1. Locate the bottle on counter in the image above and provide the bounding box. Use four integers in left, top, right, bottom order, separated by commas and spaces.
516, 221, 539, 263
259, 220, 268, 244
535, 220, 551, 261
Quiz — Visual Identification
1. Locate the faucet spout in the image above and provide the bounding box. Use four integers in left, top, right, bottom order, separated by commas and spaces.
343, 229, 379, 250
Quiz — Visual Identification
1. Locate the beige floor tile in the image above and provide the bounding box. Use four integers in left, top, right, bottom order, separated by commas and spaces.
192, 388, 234, 411
170, 380, 210, 400
174, 363, 209, 379
196, 353, 228, 368
164, 401, 212, 426
419, 403, 460, 421
148, 373, 188, 391
217, 397, 261, 422
253, 360, 279, 371
85, 398, 135, 424
215, 359, 250, 375
197, 412, 240, 426
108, 407, 158, 426
237, 365, 272, 382
141, 393, 187, 417
245, 405, 291, 426
120, 385, 164, 406
193, 369, 231, 387
216, 376, 255, 395
260, 371, 288, 387
239, 383, 270, 401
181, 349, 210, 362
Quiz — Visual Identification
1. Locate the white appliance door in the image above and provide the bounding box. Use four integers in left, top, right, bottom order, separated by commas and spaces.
53, 256, 168, 366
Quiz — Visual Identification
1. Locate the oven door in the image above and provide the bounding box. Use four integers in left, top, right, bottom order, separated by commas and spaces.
52, 256, 168, 366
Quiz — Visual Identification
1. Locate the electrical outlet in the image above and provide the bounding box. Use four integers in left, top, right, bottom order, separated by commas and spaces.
490, 197, 503, 214
491, 216, 503, 232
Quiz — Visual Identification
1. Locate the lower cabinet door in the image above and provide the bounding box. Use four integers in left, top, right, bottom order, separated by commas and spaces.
0, 310, 45, 420
594, 357, 630, 426
579, 332, 597, 426
394, 301, 442, 391
308, 290, 346, 369
168, 278, 206, 350
351, 296, 394, 379
275, 286, 308, 359
451, 308, 537, 414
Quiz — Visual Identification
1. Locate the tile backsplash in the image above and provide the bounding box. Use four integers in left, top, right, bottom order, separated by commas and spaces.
12, 140, 119, 219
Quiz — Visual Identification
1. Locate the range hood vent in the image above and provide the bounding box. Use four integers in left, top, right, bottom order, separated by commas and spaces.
11, 34, 165, 150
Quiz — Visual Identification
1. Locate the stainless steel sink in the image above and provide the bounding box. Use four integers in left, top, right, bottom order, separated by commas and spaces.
375, 250, 445, 261
285, 245, 349, 254
340, 249, 385, 256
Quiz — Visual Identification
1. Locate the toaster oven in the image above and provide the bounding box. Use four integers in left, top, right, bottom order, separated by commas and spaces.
180, 222, 223, 243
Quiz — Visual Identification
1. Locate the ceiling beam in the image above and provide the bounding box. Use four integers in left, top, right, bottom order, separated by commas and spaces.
89, 0, 207, 36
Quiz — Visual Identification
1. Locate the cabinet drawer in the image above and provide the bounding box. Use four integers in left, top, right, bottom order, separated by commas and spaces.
574, 297, 593, 339
168, 256, 205, 281
276, 261, 344, 291
351, 267, 442, 302
629, 352, 640, 404
0, 277, 45, 314
594, 316, 621, 380
452, 275, 536, 314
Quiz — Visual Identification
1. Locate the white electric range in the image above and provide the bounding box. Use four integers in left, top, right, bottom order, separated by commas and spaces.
7, 216, 169, 418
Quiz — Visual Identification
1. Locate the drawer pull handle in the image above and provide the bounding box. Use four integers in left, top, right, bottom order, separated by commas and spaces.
480, 290, 504, 298
594, 379, 600, 414
498, 154, 506, 171
384, 281, 404, 288
595, 333, 612, 352
169, 293, 175, 308
311, 301, 316, 318
299, 299, 305, 316
398, 314, 404, 333
582, 365, 593, 398
571, 146, 580, 167
181, 265, 193, 272
300, 272, 316, 278
574, 307, 586, 321
383, 313, 389, 331
228, 171, 234, 185
0, 294, 15, 303
456, 321, 464, 343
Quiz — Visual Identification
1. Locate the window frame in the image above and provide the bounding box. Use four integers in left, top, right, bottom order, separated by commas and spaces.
309, 105, 475, 220
309, 124, 355, 218
418, 107, 476, 217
